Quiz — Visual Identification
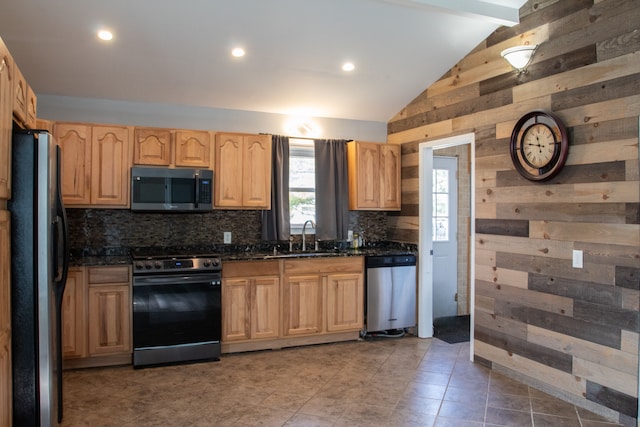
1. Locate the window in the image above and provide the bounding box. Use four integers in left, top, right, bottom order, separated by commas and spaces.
289, 139, 315, 234
433, 168, 449, 241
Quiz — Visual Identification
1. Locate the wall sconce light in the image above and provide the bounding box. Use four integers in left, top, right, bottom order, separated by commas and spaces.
501, 44, 538, 74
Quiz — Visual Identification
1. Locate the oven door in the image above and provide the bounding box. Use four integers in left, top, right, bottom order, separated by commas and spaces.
132, 273, 221, 350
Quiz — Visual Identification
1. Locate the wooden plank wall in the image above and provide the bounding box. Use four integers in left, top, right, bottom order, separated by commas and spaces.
386, 0, 639, 423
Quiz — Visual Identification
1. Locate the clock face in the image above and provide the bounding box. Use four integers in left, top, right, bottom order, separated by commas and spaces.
521, 123, 557, 168
509, 111, 569, 182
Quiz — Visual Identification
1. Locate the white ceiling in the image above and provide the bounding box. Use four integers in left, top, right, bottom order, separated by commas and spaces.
0, 0, 526, 123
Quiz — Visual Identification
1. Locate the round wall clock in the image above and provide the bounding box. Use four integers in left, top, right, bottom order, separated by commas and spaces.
509, 110, 569, 182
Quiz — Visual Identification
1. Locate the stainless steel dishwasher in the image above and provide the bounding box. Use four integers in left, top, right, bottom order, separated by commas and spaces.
365, 254, 417, 333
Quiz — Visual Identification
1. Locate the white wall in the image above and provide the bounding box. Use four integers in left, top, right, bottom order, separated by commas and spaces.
37, 95, 388, 142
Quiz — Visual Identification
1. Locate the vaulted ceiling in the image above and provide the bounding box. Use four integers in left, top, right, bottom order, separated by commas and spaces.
0, 0, 526, 123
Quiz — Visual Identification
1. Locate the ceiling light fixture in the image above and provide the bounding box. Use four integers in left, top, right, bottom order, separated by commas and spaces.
342, 62, 355, 72
231, 47, 245, 58
500, 44, 538, 74
97, 30, 113, 41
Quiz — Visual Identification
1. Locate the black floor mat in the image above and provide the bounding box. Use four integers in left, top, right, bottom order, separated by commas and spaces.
433, 315, 470, 344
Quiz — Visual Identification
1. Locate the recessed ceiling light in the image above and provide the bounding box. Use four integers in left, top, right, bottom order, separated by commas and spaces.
231, 47, 245, 57
97, 30, 113, 41
342, 62, 355, 72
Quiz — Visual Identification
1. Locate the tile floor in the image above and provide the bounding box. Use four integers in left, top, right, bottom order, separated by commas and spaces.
61, 336, 626, 426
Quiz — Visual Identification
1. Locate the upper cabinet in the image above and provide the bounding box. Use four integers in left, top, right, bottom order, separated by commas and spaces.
214, 133, 271, 209
0, 40, 14, 200
347, 141, 401, 211
133, 127, 171, 166
55, 122, 131, 207
174, 130, 211, 168
12, 63, 27, 125
133, 128, 212, 168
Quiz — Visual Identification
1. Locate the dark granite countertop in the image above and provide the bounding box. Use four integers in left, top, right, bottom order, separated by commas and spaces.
69, 242, 417, 267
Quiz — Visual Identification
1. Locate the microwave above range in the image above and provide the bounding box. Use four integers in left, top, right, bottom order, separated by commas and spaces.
131, 166, 213, 212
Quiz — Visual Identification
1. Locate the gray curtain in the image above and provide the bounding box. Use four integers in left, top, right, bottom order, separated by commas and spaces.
261, 135, 290, 241
314, 139, 349, 241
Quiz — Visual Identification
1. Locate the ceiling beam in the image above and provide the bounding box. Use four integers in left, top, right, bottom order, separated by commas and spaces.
381, 0, 522, 27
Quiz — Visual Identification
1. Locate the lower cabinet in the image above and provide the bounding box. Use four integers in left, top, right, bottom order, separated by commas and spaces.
283, 257, 364, 337
62, 265, 132, 368
222, 260, 280, 342
221, 256, 364, 353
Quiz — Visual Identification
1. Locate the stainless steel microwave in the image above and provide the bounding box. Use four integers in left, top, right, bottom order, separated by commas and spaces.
131, 166, 213, 212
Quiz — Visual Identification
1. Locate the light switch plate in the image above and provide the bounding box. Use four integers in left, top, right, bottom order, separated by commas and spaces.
348, 230, 353, 242
224, 231, 232, 244
572, 249, 583, 268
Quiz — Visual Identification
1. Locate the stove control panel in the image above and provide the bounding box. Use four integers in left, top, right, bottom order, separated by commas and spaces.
133, 257, 221, 273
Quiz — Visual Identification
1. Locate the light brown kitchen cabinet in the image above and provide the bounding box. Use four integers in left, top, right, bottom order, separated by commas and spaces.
91, 125, 130, 206
55, 123, 131, 207
283, 274, 323, 336
0, 41, 14, 200
87, 266, 131, 356
12, 62, 27, 125
0, 211, 11, 427
133, 127, 171, 166
282, 257, 363, 337
175, 130, 211, 168
55, 123, 92, 204
222, 260, 280, 342
347, 141, 401, 210
214, 133, 271, 209
326, 273, 364, 332
62, 268, 87, 359
26, 85, 36, 129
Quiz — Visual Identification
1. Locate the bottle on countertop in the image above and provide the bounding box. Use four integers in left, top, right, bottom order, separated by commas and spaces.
353, 233, 359, 249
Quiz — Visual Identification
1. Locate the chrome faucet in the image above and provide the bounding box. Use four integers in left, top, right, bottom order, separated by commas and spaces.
302, 220, 316, 251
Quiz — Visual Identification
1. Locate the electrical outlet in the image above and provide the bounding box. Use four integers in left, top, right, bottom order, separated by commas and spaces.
348, 230, 353, 242
224, 231, 231, 244
572, 249, 583, 268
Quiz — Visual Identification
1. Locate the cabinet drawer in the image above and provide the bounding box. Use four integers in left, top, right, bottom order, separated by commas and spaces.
88, 266, 131, 284
283, 256, 362, 275
223, 260, 279, 278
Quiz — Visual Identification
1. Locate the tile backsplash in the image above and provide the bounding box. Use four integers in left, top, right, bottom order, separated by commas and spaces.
67, 208, 390, 251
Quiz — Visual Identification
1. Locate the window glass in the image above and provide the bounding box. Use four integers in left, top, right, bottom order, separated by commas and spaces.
432, 168, 449, 241
289, 139, 315, 233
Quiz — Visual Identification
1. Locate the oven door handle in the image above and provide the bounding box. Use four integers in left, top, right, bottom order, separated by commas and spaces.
133, 275, 221, 287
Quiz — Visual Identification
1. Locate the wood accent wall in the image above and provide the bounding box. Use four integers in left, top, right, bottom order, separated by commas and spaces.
387, 0, 639, 423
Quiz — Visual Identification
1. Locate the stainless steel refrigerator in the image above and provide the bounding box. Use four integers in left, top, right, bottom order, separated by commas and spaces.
9, 129, 69, 426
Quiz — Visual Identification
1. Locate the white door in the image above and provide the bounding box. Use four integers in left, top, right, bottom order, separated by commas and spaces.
432, 156, 458, 319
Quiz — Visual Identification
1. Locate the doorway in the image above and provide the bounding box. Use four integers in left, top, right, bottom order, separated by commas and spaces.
416, 133, 475, 357
432, 156, 459, 319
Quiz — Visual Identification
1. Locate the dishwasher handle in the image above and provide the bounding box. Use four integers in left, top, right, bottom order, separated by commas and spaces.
365, 255, 416, 268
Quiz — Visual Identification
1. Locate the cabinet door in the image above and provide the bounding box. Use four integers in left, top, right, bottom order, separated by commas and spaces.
88, 284, 131, 356
251, 277, 279, 339
0, 46, 14, 200
222, 278, 251, 341
133, 128, 171, 165
26, 85, 36, 129
283, 275, 323, 336
12, 63, 27, 124
55, 123, 92, 205
91, 125, 130, 206
175, 130, 210, 168
354, 142, 380, 209
215, 133, 244, 207
242, 134, 271, 208
379, 144, 401, 210
62, 268, 86, 359
326, 273, 363, 332
0, 211, 10, 427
